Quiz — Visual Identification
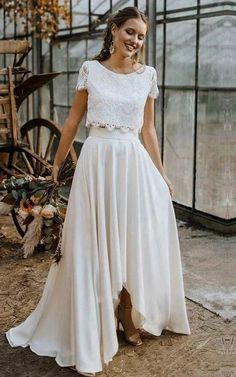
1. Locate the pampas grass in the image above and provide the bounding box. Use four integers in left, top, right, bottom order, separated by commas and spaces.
22, 215, 43, 258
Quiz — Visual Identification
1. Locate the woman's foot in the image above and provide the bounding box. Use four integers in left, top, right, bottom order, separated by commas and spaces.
117, 304, 143, 346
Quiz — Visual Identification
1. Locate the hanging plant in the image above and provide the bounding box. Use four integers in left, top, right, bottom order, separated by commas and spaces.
0, 0, 71, 41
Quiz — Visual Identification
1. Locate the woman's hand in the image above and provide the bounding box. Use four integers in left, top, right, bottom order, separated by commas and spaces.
141, 100, 174, 198
162, 173, 174, 197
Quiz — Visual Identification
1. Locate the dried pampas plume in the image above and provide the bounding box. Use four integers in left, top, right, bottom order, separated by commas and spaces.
22, 216, 43, 258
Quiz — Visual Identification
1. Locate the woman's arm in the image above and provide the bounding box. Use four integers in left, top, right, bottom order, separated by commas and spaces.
141, 96, 165, 175
141, 96, 174, 196
53, 89, 88, 181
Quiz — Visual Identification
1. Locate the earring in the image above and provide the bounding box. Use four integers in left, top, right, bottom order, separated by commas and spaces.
109, 39, 115, 54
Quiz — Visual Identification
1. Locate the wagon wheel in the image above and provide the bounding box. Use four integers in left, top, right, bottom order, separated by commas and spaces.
10, 118, 77, 237
21, 118, 77, 175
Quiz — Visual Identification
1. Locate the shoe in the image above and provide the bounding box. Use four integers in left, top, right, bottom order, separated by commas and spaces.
68, 366, 95, 376
117, 304, 143, 346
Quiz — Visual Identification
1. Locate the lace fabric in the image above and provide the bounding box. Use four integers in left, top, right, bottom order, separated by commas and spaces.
75, 60, 159, 133
75, 61, 159, 97
75, 61, 89, 91
148, 68, 159, 99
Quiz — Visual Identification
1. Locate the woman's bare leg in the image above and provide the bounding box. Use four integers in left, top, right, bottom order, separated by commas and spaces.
117, 287, 142, 345
119, 287, 132, 307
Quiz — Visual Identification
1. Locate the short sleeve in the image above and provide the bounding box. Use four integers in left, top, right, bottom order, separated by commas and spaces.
75, 61, 89, 91
148, 67, 159, 99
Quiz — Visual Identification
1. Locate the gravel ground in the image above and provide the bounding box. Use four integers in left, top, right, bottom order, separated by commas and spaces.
0, 215, 235, 377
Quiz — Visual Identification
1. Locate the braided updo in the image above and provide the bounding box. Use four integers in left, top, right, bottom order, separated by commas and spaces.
92, 6, 148, 64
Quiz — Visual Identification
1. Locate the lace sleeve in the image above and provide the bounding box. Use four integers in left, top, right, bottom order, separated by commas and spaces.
75, 61, 89, 91
148, 67, 159, 99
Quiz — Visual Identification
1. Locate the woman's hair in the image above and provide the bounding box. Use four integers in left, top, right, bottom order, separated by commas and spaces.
92, 6, 148, 64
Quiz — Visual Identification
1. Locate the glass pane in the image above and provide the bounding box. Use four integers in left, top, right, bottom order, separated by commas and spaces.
196, 91, 236, 219
53, 42, 67, 71
56, 17, 69, 30
6, 53, 15, 67
28, 94, 34, 120
164, 90, 195, 206
72, 0, 89, 27
69, 73, 79, 104
166, 21, 196, 86
156, 88, 163, 150
156, 24, 163, 85
94, 23, 108, 33
54, 106, 69, 125
40, 85, 51, 119
27, 37, 33, 72
91, 0, 110, 13
199, 16, 236, 88
18, 100, 28, 127
137, 0, 146, 11
157, 0, 164, 12
0, 51, 4, 70
58, 5, 70, 32
68, 40, 86, 71
112, 0, 134, 9
5, 18, 14, 38
41, 41, 50, 73
87, 38, 104, 60
16, 15, 26, 35
167, 0, 196, 9
53, 74, 68, 106
0, 9, 3, 37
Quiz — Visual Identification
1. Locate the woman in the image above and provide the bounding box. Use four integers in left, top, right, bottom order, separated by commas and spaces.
6, 6, 191, 376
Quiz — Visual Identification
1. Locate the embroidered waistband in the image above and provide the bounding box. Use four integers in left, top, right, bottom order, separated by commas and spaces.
86, 121, 141, 134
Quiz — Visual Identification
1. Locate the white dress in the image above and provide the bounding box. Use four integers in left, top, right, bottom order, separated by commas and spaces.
6, 60, 191, 374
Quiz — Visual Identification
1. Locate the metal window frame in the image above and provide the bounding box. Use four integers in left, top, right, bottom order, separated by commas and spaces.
157, 0, 235, 233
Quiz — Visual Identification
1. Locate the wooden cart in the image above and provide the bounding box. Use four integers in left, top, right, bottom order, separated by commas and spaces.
0, 40, 77, 236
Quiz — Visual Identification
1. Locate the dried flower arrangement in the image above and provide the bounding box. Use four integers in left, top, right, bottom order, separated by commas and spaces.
0, 0, 71, 41
0, 157, 76, 264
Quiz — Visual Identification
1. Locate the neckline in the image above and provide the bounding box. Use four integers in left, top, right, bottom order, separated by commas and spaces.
95, 60, 146, 76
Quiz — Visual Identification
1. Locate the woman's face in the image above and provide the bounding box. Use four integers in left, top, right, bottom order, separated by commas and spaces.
111, 18, 147, 58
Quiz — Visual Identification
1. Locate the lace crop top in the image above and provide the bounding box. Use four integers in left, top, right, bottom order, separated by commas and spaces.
75, 59, 159, 134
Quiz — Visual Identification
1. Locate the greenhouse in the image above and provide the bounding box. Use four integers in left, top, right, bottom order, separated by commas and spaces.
0, 2, 235, 376
1, 1, 234, 232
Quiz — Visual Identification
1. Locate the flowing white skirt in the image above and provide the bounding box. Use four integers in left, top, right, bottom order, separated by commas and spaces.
6, 126, 191, 374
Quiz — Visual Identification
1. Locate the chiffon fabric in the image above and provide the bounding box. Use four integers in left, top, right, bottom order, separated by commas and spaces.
6, 60, 191, 375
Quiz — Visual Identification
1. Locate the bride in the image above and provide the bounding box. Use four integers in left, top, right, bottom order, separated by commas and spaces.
6, 6, 191, 376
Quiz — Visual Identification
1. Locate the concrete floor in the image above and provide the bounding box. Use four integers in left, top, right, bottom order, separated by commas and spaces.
178, 220, 236, 320
0, 215, 235, 376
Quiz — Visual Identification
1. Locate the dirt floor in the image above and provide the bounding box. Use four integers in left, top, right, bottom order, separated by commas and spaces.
0, 215, 235, 377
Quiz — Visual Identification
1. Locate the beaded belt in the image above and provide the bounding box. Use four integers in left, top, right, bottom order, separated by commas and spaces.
86, 121, 140, 134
